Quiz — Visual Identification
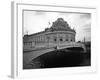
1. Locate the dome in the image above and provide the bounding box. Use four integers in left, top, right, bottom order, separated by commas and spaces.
50, 18, 75, 32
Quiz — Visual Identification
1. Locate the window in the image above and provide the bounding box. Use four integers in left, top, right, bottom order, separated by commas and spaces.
60, 38, 63, 41
54, 36, 57, 42
54, 38, 57, 41
47, 36, 50, 39
66, 39, 68, 41
47, 36, 50, 42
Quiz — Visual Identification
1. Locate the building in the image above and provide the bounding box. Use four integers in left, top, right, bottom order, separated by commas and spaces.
23, 18, 76, 51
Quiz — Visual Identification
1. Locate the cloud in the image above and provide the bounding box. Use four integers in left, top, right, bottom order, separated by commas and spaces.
83, 27, 91, 32
82, 22, 91, 27
34, 11, 45, 15
79, 13, 91, 19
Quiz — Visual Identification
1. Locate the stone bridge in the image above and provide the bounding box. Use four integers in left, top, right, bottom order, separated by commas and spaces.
23, 42, 86, 66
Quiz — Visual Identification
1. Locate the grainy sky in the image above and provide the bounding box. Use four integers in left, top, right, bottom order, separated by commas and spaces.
23, 11, 91, 41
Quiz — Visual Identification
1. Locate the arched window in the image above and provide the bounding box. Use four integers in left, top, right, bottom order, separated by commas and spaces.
60, 38, 63, 41
71, 39, 73, 41
54, 38, 57, 41
53, 36, 57, 42
66, 39, 68, 41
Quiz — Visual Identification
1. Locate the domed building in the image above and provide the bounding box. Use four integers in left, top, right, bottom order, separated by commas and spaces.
23, 18, 76, 51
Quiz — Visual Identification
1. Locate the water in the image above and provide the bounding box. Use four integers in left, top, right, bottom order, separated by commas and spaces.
23, 49, 91, 69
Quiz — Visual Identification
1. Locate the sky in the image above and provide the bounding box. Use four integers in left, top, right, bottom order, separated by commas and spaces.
23, 10, 91, 41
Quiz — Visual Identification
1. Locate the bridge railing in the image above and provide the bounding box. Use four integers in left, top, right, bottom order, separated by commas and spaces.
23, 42, 86, 52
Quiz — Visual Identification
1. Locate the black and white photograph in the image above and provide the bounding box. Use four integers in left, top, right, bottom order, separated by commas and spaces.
23, 10, 91, 69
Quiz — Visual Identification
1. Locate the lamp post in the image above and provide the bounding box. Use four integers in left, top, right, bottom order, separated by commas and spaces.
47, 37, 50, 47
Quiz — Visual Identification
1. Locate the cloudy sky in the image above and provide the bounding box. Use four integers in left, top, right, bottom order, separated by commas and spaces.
23, 10, 91, 41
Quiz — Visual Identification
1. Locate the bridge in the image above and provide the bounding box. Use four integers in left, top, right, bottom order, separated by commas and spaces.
23, 42, 86, 67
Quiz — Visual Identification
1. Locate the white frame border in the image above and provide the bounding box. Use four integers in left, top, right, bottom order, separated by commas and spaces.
11, 1, 97, 78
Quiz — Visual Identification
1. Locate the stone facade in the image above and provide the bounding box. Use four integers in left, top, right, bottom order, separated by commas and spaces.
23, 18, 76, 51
